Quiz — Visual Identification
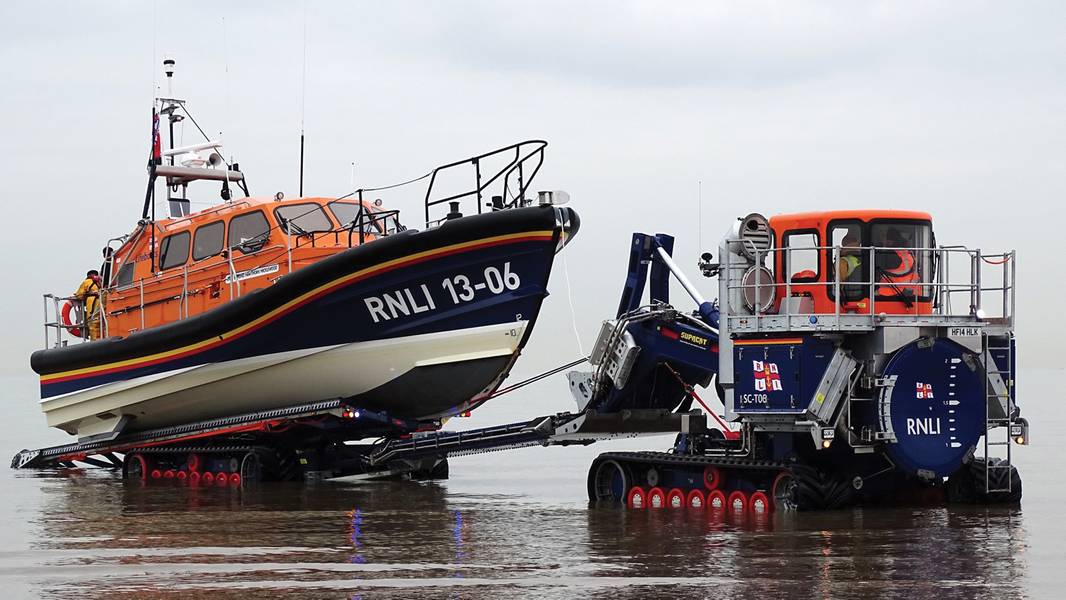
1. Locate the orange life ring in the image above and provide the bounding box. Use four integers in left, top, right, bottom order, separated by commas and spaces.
60, 300, 82, 338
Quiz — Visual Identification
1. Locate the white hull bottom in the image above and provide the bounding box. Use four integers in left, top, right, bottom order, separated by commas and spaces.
41, 321, 528, 440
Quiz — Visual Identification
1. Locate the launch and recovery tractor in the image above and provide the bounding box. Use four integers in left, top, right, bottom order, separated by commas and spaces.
582, 209, 1026, 512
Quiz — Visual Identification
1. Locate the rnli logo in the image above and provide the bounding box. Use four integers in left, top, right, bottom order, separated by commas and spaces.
916, 382, 934, 399
752, 360, 783, 392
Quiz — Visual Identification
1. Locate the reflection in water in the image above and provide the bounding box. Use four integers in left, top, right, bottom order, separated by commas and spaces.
0, 467, 1030, 599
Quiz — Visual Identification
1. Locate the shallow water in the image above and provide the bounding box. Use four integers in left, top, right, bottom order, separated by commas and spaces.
2, 370, 1063, 598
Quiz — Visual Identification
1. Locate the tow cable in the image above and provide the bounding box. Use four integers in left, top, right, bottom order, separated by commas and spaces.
485, 357, 588, 400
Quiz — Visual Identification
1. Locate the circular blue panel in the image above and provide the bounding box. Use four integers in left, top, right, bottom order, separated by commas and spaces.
878, 338, 985, 478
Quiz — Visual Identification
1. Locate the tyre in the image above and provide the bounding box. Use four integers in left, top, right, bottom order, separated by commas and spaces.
727, 490, 748, 515
627, 486, 647, 509
686, 489, 706, 509
789, 465, 853, 510
947, 458, 1022, 504
666, 488, 686, 509
647, 487, 666, 509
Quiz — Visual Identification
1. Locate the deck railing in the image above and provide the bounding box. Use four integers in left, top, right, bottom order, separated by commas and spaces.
722, 241, 1015, 333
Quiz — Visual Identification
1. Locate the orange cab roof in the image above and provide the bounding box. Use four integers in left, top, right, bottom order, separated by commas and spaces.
770, 209, 932, 227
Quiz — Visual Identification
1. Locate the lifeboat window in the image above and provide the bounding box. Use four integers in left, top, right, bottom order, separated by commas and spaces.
114, 262, 134, 288
275, 203, 332, 234
329, 201, 398, 235
782, 231, 819, 282
228, 210, 270, 254
192, 221, 225, 260
328, 201, 361, 228
159, 231, 191, 270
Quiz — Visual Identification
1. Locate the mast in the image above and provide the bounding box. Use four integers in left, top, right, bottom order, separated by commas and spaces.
140, 56, 248, 270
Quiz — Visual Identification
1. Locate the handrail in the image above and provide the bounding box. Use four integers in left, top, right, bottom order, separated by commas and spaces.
423, 140, 547, 228
723, 241, 1015, 329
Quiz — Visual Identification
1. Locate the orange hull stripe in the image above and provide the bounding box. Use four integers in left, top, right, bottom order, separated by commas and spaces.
42, 231, 554, 384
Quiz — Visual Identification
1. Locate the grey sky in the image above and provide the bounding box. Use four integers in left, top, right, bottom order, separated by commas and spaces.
1, 0, 1063, 409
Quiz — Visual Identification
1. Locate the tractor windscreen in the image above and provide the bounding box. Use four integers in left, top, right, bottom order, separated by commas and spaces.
870, 221, 934, 301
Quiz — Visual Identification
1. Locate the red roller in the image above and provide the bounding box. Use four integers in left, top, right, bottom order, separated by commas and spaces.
202, 471, 215, 484
749, 491, 772, 515
707, 489, 727, 510
216, 472, 229, 485
150, 469, 162, 480
188, 471, 201, 486
647, 487, 666, 509
163, 469, 176, 479
176, 470, 188, 481
666, 488, 686, 509
229, 473, 242, 487
627, 486, 647, 509
728, 490, 748, 515
686, 489, 706, 509
703, 466, 721, 491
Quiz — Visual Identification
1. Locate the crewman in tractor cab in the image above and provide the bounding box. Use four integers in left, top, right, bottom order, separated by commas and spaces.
875, 227, 920, 304
74, 269, 103, 340
835, 234, 866, 304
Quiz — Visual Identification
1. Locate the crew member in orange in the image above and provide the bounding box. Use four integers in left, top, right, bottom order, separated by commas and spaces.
74, 270, 103, 340
876, 228, 920, 302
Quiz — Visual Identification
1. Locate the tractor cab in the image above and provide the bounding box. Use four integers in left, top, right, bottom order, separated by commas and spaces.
769, 210, 934, 316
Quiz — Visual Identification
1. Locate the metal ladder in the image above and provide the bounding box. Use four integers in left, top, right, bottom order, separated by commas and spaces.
982, 332, 1015, 493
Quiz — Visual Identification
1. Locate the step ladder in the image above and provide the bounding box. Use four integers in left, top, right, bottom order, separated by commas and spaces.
982, 332, 1015, 493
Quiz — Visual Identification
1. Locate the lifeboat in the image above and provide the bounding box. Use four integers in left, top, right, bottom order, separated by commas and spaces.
30, 76, 579, 442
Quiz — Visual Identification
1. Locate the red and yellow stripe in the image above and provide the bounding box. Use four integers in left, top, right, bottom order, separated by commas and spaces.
42, 230, 553, 385
733, 337, 804, 346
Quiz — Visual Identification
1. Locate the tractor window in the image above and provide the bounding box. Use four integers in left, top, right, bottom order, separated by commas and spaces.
783, 231, 819, 282
159, 231, 190, 270
871, 221, 934, 300
827, 222, 866, 301
192, 221, 224, 260
228, 210, 271, 254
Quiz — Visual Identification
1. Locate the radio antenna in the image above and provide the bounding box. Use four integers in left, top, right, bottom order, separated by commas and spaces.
298, 1, 308, 197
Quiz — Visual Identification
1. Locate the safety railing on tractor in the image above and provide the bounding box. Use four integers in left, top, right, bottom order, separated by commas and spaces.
723, 241, 1015, 333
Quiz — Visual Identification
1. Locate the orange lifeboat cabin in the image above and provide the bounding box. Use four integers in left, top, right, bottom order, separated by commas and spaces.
769, 209, 935, 316
103, 196, 398, 339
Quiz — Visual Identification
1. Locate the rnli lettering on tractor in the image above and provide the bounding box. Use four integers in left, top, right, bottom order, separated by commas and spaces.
364, 261, 521, 323
906, 381, 941, 435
